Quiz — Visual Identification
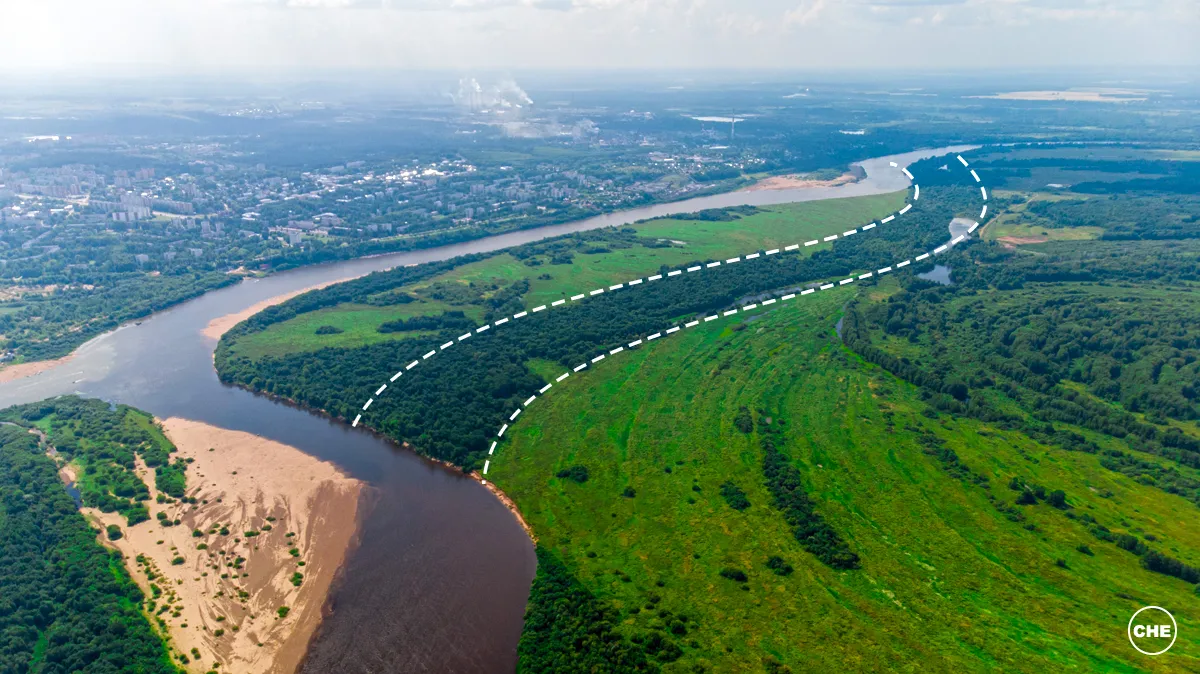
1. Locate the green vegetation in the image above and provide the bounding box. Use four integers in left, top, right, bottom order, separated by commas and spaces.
0, 396, 186, 525
216, 188, 930, 470
0, 415, 180, 673
492, 286, 1200, 670
220, 194, 904, 361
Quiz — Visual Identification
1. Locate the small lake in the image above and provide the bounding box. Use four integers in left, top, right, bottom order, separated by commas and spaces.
918, 265, 954, 286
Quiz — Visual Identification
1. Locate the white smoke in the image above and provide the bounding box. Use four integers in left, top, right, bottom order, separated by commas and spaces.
452, 76, 534, 112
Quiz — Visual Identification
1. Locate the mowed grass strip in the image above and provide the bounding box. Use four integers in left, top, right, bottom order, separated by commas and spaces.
490, 290, 1200, 672
231, 192, 905, 360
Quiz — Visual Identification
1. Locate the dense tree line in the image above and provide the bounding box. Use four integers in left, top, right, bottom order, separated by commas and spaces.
517, 545, 671, 673
754, 412, 860, 570
0, 421, 180, 673
218, 185, 973, 470
0, 396, 186, 525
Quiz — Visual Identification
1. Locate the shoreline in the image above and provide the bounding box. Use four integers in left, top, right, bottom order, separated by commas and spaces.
202, 279, 349, 341
476, 475, 537, 543
0, 353, 75, 384
82, 417, 365, 674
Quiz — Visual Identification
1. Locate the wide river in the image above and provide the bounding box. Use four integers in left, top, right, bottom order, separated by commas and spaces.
0, 146, 971, 672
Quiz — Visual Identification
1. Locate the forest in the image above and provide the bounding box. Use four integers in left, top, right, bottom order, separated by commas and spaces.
0, 414, 180, 673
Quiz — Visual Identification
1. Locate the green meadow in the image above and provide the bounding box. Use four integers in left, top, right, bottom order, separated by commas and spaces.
490, 287, 1200, 672
227, 192, 905, 361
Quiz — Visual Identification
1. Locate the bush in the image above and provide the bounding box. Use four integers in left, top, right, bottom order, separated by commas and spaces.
315, 325, 344, 335
734, 406, 754, 434
719, 482, 751, 511
555, 465, 589, 483
622, 486, 636, 498
719, 568, 748, 583
765, 556, 794, 576
106, 524, 123, 541
277, 606, 290, 619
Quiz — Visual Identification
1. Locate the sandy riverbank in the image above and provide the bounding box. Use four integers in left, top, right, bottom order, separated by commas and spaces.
84, 417, 364, 674
0, 354, 75, 384
202, 281, 348, 341
740, 172, 858, 192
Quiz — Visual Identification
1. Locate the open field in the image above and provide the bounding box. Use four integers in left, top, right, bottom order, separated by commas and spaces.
489, 287, 1200, 672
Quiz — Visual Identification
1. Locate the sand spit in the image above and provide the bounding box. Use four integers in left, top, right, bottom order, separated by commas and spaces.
202, 281, 346, 341
84, 418, 364, 674
0, 354, 75, 384
740, 172, 858, 192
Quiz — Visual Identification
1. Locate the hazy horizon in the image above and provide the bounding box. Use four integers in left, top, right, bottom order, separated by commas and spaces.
4, 0, 1198, 76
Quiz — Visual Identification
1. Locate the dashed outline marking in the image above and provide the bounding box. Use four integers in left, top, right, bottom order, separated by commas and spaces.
345, 157, 990, 484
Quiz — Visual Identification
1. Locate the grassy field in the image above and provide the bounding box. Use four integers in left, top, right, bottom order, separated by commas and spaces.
984, 191, 1104, 243
489, 285, 1200, 672
228, 192, 905, 360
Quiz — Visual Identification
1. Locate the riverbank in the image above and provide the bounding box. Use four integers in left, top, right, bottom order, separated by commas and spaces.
84, 417, 364, 674
203, 280, 347, 341
0, 354, 75, 384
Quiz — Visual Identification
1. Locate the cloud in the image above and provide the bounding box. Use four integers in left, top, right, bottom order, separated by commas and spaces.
783, 0, 826, 26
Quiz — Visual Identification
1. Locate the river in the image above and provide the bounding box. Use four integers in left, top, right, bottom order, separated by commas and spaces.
0, 145, 973, 672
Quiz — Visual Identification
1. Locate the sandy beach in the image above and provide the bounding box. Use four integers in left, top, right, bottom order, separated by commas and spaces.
202, 281, 346, 341
0, 354, 75, 384
83, 417, 364, 674
740, 172, 858, 192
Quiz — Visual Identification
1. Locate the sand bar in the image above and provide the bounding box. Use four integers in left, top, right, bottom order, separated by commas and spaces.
202, 281, 348, 341
81, 417, 364, 674
740, 172, 858, 192
0, 354, 75, 384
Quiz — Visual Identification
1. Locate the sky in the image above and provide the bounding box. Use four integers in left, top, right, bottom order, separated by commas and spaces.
2, 0, 1198, 74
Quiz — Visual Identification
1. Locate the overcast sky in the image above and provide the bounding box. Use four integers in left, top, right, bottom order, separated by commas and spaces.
3, 0, 1198, 74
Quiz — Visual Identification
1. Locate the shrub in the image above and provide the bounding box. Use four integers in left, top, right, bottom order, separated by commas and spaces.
622, 486, 636, 498
734, 406, 754, 434
555, 465, 589, 483
277, 606, 290, 619
315, 325, 344, 335
719, 482, 750, 511
765, 556, 794, 576
719, 568, 748, 583
106, 524, 123, 541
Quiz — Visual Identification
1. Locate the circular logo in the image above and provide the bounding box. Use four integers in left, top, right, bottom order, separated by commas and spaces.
1128, 606, 1177, 656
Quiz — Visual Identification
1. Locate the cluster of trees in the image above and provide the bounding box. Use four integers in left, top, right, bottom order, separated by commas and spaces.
517, 545, 674, 672
0, 420, 180, 673
377, 311, 474, 334
218, 185, 972, 471
0, 396, 185, 525
755, 413, 860, 570
719, 481, 750, 511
